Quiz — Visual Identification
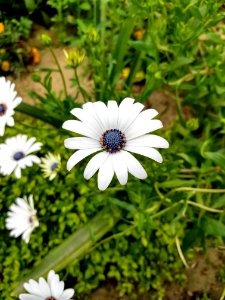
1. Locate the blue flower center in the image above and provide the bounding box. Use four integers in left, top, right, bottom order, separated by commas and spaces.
0, 103, 7, 116
50, 162, 58, 171
13, 151, 25, 161
100, 129, 126, 153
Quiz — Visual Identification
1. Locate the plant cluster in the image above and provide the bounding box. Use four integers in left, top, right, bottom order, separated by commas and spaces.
1, 0, 225, 300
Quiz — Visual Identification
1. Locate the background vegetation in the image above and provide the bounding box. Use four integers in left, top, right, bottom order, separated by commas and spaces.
0, 0, 225, 299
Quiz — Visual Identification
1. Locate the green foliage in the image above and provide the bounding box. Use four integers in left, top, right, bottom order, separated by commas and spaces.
1, 0, 225, 299
0, 16, 33, 75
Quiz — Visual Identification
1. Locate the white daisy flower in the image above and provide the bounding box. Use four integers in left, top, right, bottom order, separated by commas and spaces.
6, 195, 39, 243
0, 134, 42, 178
62, 97, 169, 191
0, 77, 22, 136
40, 153, 61, 180
19, 270, 75, 300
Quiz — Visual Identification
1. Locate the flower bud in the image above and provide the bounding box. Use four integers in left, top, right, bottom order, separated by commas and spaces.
41, 33, 52, 47
64, 48, 85, 68
87, 28, 100, 44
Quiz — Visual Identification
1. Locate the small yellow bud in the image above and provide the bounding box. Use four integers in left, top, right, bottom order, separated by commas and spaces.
64, 49, 85, 68
121, 67, 130, 80
41, 33, 52, 47
0, 23, 5, 33
87, 28, 100, 44
1, 60, 10, 72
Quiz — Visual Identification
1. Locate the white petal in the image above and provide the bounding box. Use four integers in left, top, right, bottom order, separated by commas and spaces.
125, 119, 163, 140
98, 156, 114, 190
122, 150, 147, 179
23, 279, 43, 297
117, 97, 135, 131
62, 120, 99, 140
67, 148, 101, 171
93, 101, 109, 130
125, 146, 163, 163
70, 107, 103, 136
14, 166, 21, 178
64, 137, 100, 150
119, 102, 144, 132
58, 289, 75, 300
107, 100, 119, 128
38, 277, 51, 298
51, 278, 64, 298
112, 152, 128, 185
19, 295, 42, 300
126, 134, 169, 148
7, 117, 14, 127
47, 270, 56, 286
84, 151, 109, 180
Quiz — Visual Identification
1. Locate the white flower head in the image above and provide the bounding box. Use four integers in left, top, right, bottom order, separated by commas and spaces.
40, 152, 61, 180
19, 270, 75, 300
63, 97, 169, 191
0, 134, 42, 178
0, 77, 22, 136
6, 195, 39, 243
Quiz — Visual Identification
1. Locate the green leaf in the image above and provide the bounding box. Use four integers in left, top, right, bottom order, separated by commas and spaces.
204, 151, 225, 168
80, 2, 91, 10
12, 207, 120, 296
202, 217, 225, 238
109, 18, 135, 87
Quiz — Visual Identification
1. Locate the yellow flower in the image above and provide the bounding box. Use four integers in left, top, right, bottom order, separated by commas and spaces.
121, 67, 130, 80
0, 23, 5, 33
30, 47, 41, 65
133, 28, 145, 40
64, 48, 85, 68
1, 60, 10, 72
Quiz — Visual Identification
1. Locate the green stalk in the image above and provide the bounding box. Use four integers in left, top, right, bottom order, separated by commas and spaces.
49, 47, 68, 98
16, 103, 63, 128
74, 68, 88, 102
12, 207, 120, 296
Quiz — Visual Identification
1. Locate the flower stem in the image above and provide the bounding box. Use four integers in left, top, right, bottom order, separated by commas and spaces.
74, 67, 88, 102
49, 47, 68, 98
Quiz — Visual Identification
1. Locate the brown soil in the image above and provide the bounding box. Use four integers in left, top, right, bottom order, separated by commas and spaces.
89, 248, 225, 300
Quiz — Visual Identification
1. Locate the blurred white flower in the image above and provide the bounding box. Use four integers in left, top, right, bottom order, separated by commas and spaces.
40, 152, 61, 180
19, 270, 75, 300
0, 134, 42, 178
63, 97, 169, 191
0, 77, 22, 136
6, 195, 39, 243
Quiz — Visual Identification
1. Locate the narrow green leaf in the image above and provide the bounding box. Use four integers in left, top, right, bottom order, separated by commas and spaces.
12, 207, 120, 296
16, 103, 63, 128
109, 19, 135, 87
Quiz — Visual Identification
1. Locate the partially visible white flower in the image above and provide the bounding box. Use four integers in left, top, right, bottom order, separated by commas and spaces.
62, 97, 169, 191
0, 134, 42, 178
0, 77, 22, 136
6, 195, 39, 243
40, 152, 61, 180
19, 270, 75, 300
